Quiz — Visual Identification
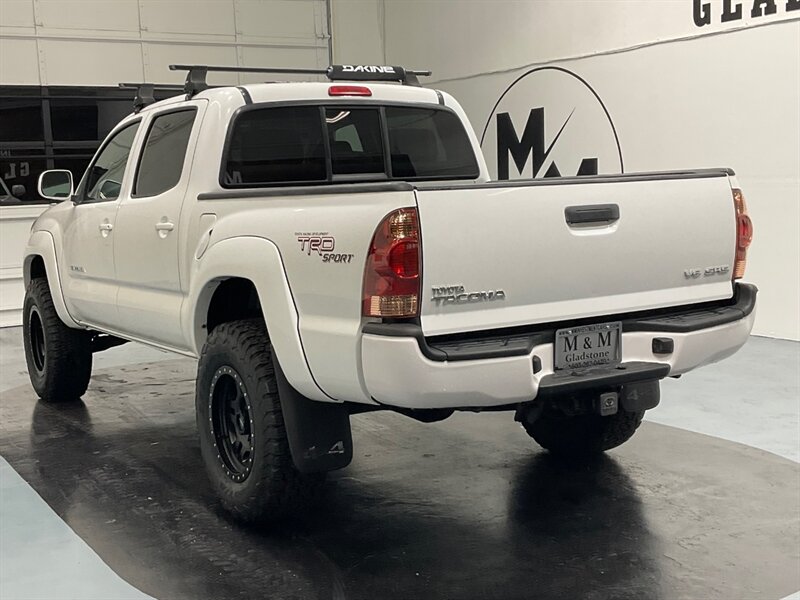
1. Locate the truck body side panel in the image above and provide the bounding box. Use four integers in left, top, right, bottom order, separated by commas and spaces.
186, 189, 418, 404
186, 235, 329, 402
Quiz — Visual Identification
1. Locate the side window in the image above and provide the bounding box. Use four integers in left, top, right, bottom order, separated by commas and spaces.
83, 122, 140, 202
134, 109, 197, 197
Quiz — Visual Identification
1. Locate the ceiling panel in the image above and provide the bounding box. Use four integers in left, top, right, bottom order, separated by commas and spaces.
140, 0, 236, 37
39, 39, 143, 85
236, 0, 321, 41
36, 0, 140, 33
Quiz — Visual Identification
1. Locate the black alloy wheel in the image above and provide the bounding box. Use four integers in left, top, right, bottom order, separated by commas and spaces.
28, 305, 46, 374
209, 366, 255, 482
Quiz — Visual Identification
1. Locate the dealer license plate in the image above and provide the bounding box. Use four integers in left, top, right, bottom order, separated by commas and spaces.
555, 322, 622, 370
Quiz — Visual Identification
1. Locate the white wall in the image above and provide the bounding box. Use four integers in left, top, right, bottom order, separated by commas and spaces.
0, 0, 331, 86
330, 0, 383, 64
382, 0, 800, 84
333, 0, 800, 340
0, 0, 332, 327
0, 204, 47, 327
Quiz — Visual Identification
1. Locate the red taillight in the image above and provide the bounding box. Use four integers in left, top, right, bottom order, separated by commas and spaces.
732, 188, 753, 279
388, 241, 419, 278
328, 85, 372, 97
363, 208, 420, 318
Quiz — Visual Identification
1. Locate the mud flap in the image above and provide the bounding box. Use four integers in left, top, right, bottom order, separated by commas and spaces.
271, 350, 353, 474
620, 380, 661, 412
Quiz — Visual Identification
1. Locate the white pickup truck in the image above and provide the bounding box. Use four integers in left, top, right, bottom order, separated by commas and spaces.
24, 64, 756, 522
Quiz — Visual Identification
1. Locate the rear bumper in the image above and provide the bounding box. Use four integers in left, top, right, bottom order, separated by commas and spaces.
361, 284, 757, 409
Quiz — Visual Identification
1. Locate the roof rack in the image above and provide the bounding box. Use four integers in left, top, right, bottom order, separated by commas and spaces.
168, 63, 432, 96
118, 83, 186, 112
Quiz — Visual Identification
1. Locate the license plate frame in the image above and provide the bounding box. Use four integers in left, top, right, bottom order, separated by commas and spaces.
555, 321, 622, 371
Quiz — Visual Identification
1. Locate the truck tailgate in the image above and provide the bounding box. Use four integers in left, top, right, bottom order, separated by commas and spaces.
415, 172, 736, 336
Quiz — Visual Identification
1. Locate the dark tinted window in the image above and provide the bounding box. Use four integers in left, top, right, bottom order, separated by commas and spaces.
326, 108, 385, 177
386, 107, 478, 179
0, 149, 47, 204
135, 109, 196, 197
50, 99, 132, 141
224, 107, 326, 186
0, 98, 44, 142
221, 104, 478, 187
84, 122, 140, 202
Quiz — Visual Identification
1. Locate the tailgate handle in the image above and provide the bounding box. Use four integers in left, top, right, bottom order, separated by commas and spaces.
565, 204, 620, 225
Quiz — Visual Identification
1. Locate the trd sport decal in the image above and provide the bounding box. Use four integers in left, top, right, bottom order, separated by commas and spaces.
296, 232, 354, 264
481, 66, 623, 180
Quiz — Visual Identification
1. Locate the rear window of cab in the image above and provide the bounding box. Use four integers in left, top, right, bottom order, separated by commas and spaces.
221, 104, 479, 187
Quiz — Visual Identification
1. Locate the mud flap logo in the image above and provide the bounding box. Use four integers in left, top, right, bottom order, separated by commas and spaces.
303, 441, 345, 461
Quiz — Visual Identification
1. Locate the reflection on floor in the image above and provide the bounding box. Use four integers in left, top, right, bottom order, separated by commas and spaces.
0, 328, 798, 600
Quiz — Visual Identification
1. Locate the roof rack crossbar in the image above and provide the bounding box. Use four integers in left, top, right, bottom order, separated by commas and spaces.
168, 63, 432, 95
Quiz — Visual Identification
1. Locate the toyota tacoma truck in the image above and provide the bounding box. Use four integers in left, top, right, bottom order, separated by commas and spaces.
23, 64, 756, 522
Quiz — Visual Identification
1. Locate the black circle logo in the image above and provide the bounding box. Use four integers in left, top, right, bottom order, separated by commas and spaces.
481, 66, 624, 180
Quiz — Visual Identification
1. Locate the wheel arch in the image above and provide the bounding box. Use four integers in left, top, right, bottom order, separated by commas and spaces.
23, 231, 80, 328
25, 254, 47, 282
187, 236, 329, 402
205, 277, 263, 334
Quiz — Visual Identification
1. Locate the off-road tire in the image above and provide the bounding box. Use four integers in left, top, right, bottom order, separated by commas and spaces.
196, 319, 325, 523
23, 278, 92, 402
523, 407, 644, 457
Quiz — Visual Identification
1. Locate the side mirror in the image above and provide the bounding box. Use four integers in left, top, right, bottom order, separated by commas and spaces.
11, 184, 26, 199
38, 170, 74, 201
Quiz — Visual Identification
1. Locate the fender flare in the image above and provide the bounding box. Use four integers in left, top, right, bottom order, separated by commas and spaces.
186, 235, 330, 403
23, 230, 81, 328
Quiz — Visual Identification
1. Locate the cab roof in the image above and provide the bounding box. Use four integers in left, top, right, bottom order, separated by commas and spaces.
126, 63, 440, 113
136, 82, 443, 117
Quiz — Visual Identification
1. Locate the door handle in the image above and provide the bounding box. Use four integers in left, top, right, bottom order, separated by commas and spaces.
98, 222, 113, 236
565, 204, 620, 225
155, 220, 175, 239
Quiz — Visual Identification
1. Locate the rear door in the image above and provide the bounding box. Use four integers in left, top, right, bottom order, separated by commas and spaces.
113, 102, 204, 348
415, 172, 737, 336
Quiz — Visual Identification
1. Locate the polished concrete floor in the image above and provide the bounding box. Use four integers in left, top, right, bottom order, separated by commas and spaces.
1, 328, 799, 600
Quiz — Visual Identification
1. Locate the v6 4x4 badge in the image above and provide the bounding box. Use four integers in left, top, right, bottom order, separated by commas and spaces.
296, 233, 354, 264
